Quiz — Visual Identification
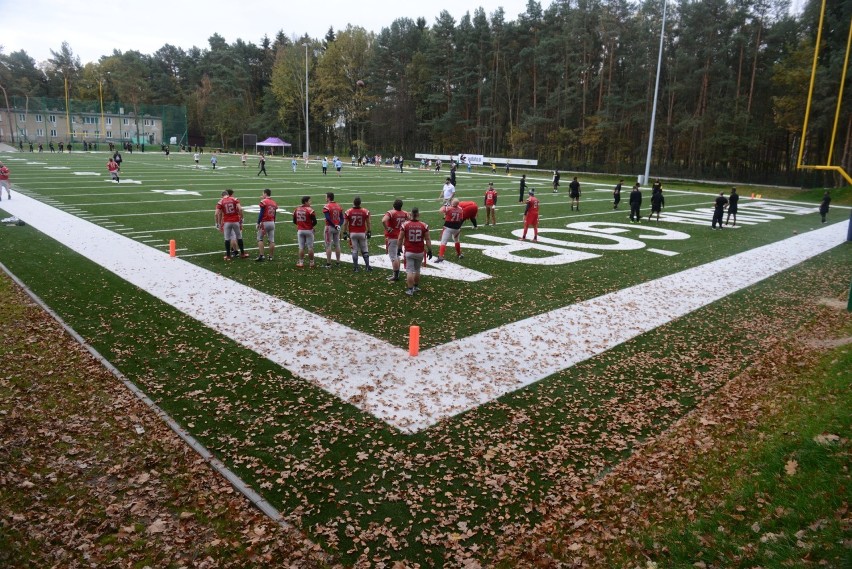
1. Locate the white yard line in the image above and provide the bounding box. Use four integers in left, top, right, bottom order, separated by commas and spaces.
1, 193, 847, 433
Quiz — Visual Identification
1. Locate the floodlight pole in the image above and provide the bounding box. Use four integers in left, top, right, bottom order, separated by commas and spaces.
0, 83, 11, 143
642, 0, 667, 186
303, 43, 310, 159
98, 77, 106, 145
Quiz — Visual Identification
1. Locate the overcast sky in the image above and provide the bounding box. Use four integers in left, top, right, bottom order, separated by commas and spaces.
3, 0, 536, 66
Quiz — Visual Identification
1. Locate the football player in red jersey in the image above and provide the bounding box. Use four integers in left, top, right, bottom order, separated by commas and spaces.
322, 192, 344, 268
458, 200, 480, 228
0, 162, 11, 200
398, 207, 433, 296
520, 188, 540, 241
255, 188, 277, 262
483, 182, 498, 225
435, 198, 464, 263
381, 199, 410, 281
343, 196, 372, 272
107, 158, 119, 183
216, 189, 249, 259
293, 195, 318, 268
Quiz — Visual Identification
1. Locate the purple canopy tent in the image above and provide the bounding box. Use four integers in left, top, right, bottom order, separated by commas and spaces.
256, 137, 292, 156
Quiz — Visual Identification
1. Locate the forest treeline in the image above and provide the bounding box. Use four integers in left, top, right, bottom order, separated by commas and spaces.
1, 0, 850, 185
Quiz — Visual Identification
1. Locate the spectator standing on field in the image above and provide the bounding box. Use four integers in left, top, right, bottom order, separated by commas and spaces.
552, 169, 560, 193
193, 152, 200, 168
519, 174, 527, 202
725, 187, 740, 226
648, 185, 665, 222
321, 156, 328, 175
819, 191, 831, 223
569, 177, 581, 211
613, 179, 623, 209
711, 191, 728, 229
440, 177, 456, 207
257, 153, 267, 176
629, 183, 643, 222
210, 154, 218, 170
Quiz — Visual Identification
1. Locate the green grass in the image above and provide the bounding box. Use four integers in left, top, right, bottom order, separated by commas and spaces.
1, 149, 850, 565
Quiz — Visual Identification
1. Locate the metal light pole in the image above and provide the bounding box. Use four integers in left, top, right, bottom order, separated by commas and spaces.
302, 43, 310, 159
64, 73, 73, 143
642, 0, 667, 186
0, 83, 11, 143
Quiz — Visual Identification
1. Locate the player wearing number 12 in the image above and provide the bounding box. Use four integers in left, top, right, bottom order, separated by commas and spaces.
484, 182, 498, 225
398, 208, 433, 296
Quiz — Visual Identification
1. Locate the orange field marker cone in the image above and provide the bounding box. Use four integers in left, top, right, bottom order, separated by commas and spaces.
751, 192, 755, 198
409, 325, 420, 357
169, 239, 176, 257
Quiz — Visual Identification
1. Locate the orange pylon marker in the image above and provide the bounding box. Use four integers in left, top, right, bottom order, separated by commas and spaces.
409, 325, 420, 357
751, 193, 756, 198
169, 239, 176, 257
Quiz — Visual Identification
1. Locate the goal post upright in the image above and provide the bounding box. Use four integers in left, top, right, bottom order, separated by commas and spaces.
797, 0, 852, 186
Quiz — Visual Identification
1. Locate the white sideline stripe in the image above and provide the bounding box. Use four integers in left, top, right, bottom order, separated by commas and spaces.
2, 193, 848, 433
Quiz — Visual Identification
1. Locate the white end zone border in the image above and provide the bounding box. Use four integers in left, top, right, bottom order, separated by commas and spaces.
1, 193, 848, 433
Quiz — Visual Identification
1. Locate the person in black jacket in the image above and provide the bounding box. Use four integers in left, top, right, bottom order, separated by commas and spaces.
819, 191, 831, 223
629, 183, 642, 222
648, 186, 665, 222
712, 191, 729, 229
519, 174, 527, 202
613, 179, 623, 209
725, 187, 739, 226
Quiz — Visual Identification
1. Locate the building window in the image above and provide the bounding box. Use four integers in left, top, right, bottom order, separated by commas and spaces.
122, 118, 129, 125
18, 113, 26, 122
36, 114, 43, 122
50, 129, 57, 138
71, 116, 77, 123
49, 114, 57, 123
36, 128, 45, 137
20, 128, 27, 136
84, 116, 98, 124
106, 117, 112, 125
123, 131, 129, 138
143, 118, 155, 126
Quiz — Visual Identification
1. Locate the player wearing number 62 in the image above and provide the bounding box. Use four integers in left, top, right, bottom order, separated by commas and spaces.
398, 208, 433, 296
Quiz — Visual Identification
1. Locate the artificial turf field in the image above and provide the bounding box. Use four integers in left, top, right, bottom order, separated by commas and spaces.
0, 149, 850, 566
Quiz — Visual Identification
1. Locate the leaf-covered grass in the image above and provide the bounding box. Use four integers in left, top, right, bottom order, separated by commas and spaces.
1, 151, 850, 565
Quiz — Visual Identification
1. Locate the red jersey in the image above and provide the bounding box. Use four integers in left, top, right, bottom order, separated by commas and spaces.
259, 197, 278, 222
0, 166, 9, 180
443, 205, 464, 229
458, 201, 478, 221
293, 205, 316, 231
524, 196, 540, 219
484, 188, 497, 206
217, 196, 241, 223
384, 209, 409, 239
107, 161, 118, 174
401, 220, 429, 253
345, 207, 370, 233
323, 202, 344, 226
